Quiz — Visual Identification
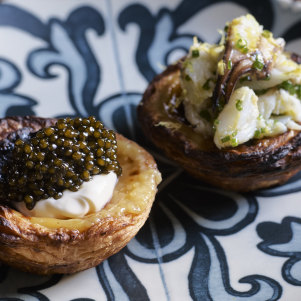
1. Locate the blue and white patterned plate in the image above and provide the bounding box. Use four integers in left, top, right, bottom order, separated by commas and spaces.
1, 0, 301, 300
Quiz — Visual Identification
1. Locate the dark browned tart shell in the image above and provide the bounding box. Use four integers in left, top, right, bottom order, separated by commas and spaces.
138, 63, 301, 191
0, 116, 161, 274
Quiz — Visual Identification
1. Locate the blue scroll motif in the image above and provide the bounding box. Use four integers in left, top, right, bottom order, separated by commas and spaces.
123, 173, 282, 300
28, 20, 88, 116
0, 0, 295, 300
0, 59, 36, 116
257, 217, 301, 286
27, 7, 105, 117
0, 4, 104, 118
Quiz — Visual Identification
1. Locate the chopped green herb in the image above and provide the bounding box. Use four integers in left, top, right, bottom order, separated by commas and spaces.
252, 55, 264, 71
278, 80, 293, 91
185, 74, 191, 81
262, 30, 272, 39
235, 99, 243, 111
213, 119, 220, 130
221, 135, 231, 143
236, 38, 247, 48
202, 79, 211, 90
264, 74, 271, 81
199, 110, 211, 122
235, 38, 248, 54
227, 59, 232, 70
232, 130, 238, 137
254, 129, 261, 138
192, 49, 199, 58
191, 50, 199, 58
231, 137, 238, 147
278, 80, 296, 95
254, 128, 266, 138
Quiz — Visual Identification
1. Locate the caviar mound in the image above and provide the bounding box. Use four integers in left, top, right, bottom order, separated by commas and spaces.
0, 116, 161, 274
0, 116, 121, 210
138, 64, 301, 191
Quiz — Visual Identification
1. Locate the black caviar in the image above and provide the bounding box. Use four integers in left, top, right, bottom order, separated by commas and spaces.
0, 116, 121, 210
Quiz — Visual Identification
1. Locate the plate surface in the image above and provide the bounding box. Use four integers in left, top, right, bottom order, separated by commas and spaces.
1, 0, 301, 300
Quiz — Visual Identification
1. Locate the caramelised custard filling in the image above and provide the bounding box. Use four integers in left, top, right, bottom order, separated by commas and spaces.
0, 117, 122, 219
179, 14, 301, 149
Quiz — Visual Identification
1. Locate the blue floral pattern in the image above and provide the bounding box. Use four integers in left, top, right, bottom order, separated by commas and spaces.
257, 217, 301, 286
0, 0, 301, 300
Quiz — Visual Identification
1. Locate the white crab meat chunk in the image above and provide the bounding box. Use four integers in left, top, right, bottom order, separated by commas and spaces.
246, 53, 301, 91
229, 14, 262, 52
181, 41, 224, 106
274, 89, 301, 122
214, 87, 259, 149
257, 89, 277, 120
256, 88, 301, 138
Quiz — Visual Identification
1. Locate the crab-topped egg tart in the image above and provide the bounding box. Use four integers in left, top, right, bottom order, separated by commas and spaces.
0, 116, 161, 275
138, 14, 301, 191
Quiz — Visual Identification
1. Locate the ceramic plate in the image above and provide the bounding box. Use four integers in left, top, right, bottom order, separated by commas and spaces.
1, 0, 301, 300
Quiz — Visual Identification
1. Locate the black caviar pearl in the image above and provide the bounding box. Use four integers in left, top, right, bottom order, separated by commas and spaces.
3, 116, 122, 209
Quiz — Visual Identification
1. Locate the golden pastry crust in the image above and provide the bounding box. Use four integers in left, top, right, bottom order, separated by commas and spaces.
0, 116, 161, 274
138, 63, 301, 191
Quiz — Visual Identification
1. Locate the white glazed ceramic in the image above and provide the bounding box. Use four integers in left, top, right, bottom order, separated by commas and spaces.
1, 0, 301, 300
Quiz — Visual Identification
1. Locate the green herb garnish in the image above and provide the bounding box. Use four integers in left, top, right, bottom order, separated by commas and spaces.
221, 135, 231, 143
278, 80, 296, 95
262, 30, 272, 39
254, 128, 266, 138
235, 38, 248, 54
192, 49, 199, 58
213, 119, 220, 131
235, 99, 243, 111
252, 55, 264, 71
227, 59, 232, 70
231, 137, 238, 147
254, 129, 261, 138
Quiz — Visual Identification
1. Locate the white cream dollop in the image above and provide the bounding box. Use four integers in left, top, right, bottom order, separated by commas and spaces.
14, 172, 117, 219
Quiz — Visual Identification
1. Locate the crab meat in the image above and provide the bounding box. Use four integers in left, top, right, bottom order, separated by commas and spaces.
212, 14, 283, 109
214, 86, 259, 149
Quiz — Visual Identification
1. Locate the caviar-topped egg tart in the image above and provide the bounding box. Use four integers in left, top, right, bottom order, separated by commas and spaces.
0, 116, 161, 274
138, 14, 301, 191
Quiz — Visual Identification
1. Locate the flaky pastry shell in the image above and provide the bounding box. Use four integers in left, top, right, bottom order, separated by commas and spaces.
138, 64, 301, 191
0, 116, 161, 274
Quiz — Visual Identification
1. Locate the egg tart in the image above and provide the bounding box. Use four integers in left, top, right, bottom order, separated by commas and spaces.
0, 116, 161, 274
138, 14, 301, 191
